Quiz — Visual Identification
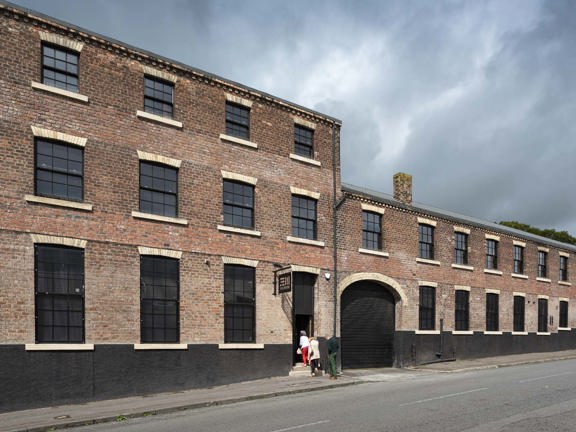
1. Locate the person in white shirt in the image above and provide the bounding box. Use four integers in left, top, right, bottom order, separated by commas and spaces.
299, 330, 310, 366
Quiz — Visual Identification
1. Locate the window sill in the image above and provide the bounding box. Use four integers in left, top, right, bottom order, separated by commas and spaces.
452, 331, 474, 335
536, 277, 552, 283
537, 332, 551, 336
416, 258, 440, 266
131, 211, 188, 225
559, 281, 572, 286
219, 133, 258, 149
218, 343, 264, 350
286, 236, 325, 247
136, 110, 183, 129
358, 248, 389, 258
415, 330, 439, 335
451, 264, 474, 271
484, 331, 503, 335
31, 81, 89, 103
134, 343, 188, 350
217, 225, 261, 237
484, 269, 503, 276
25, 343, 94, 351
25, 194, 93, 211
558, 327, 572, 331
289, 153, 321, 167
512, 331, 528, 336
511, 273, 528, 279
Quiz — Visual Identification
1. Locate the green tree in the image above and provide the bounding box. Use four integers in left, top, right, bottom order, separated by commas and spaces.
499, 221, 576, 245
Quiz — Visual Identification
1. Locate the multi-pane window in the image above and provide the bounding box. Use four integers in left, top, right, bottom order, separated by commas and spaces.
140, 256, 179, 343
362, 211, 382, 250
418, 224, 434, 260
559, 300, 569, 328
485, 239, 498, 270
35, 139, 83, 201
139, 161, 178, 218
224, 264, 255, 343
144, 76, 174, 118
225, 102, 250, 140
538, 298, 548, 332
538, 251, 548, 278
455, 290, 469, 331
35, 245, 84, 343
513, 245, 524, 274
294, 125, 314, 158
223, 180, 254, 229
42, 43, 79, 92
454, 232, 468, 265
486, 293, 499, 331
419, 286, 435, 330
513, 295, 525, 332
560, 256, 568, 282
291, 195, 317, 240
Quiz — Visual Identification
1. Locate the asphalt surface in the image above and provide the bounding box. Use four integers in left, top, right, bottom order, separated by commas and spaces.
2, 349, 576, 432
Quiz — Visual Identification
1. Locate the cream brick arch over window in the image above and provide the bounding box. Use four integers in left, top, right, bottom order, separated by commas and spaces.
338, 273, 407, 304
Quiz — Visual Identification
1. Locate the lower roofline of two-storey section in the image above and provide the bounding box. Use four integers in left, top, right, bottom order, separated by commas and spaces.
342, 182, 576, 253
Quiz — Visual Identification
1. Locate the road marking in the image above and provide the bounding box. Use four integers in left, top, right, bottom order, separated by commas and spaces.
518, 372, 573, 383
399, 387, 488, 407
270, 420, 330, 432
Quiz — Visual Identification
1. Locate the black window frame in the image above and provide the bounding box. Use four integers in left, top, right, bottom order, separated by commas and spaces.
35, 244, 84, 343
294, 124, 314, 159
225, 101, 250, 140
513, 245, 524, 274
455, 290, 470, 331
140, 255, 180, 343
418, 224, 434, 260
41, 42, 79, 93
513, 295, 525, 332
419, 286, 435, 331
362, 210, 382, 251
559, 255, 568, 282
224, 264, 256, 343
538, 298, 548, 333
144, 76, 174, 119
454, 232, 468, 265
35, 138, 84, 202
538, 250, 547, 278
486, 293, 499, 331
139, 161, 178, 218
291, 195, 317, 240
223, 179, 254, 229
559, 300, 569, 328
485, 239, 498, 270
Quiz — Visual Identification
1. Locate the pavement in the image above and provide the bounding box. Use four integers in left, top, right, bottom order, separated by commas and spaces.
3, 349, 576, 432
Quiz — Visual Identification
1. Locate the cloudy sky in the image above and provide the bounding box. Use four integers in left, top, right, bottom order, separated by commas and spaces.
9, 0, 576, 234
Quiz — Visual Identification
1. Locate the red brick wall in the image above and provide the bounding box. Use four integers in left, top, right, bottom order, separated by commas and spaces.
337, 193, 576, 334
0, 8, 340, 344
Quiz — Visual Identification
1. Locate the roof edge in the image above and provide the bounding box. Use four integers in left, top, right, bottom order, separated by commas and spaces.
342, 182, 576, 252
0, 0, 342, 126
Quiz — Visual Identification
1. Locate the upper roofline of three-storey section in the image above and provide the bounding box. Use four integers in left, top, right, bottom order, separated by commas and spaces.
0, 0, 342, 126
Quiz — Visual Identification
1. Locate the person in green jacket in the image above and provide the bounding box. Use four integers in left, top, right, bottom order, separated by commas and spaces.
327, 335, 339, 379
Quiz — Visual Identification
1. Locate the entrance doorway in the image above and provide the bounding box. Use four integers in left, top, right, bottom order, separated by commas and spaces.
292, 272, 316, 363
341, 281, 395, 368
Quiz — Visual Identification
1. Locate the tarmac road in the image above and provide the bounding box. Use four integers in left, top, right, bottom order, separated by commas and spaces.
65, 358, 576, 432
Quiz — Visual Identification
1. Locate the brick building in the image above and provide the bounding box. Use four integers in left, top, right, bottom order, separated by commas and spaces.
0, 2, 575, 412
337, 175, 576, 369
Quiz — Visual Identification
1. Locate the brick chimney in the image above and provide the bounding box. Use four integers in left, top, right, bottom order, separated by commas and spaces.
393, 172, 412, 205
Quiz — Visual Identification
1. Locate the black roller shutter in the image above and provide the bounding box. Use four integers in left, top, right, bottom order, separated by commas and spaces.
341, 281, 395, 368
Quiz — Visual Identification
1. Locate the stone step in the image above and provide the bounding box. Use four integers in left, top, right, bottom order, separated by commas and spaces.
289, 364, 324, 377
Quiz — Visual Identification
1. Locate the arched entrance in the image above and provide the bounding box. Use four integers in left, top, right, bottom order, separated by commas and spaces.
341, 280, 396, 368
